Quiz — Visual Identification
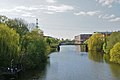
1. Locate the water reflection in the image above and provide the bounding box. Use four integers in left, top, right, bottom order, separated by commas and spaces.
76, 45, 81, 52
109, 63, 120, 78
76, 45, 87, 52
40, 45, 120, 80
88, 51, 104, 62
15, 45, 120, 80
76, 45, 104, 62
18, 63, 47, 80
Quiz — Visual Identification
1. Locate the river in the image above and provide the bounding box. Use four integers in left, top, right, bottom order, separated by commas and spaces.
20, 45, 120, 80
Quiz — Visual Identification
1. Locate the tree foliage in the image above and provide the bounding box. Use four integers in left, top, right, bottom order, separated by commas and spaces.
44, 36, 60, 52
6, 18, 29, 37
104, 32, 120, 53
0, 15, 29, 37
87, 33, 104, 51
0, 15, 60, 69
110, 42, 120, 64
0, 24, 20, 67
20, 29, 49, 69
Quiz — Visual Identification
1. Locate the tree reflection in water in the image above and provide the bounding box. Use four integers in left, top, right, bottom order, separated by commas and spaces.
18, 63, 47, 80
109, 62, 120, 78
88, 51, 104, 62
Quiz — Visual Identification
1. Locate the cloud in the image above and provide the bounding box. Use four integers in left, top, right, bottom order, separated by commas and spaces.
44, 11, 55, 14
0, 0, 74, 17
46, 0, 56, 3
15, 6, 38, 11
0, 4, 74, 17
99, 14, 115, 19
0, 6, 38, 18
0, 6, 38, 13
21, 12, 35, 17
74, 11, 86, 16
96, 0, 120, 8
98, 13, 120, 22
0, 9, 12, 12
74, 11, 100, 16
47, 5, 74, 12
109, 17, 120, 22
87, 11, 100, 16
74, 10, 120, 22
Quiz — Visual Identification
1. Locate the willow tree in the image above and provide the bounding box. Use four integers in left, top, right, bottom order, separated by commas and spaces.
110, 42, 120, 64
87, 33, 104, 51
104, 32, 120, 53
0, 24, 20, 67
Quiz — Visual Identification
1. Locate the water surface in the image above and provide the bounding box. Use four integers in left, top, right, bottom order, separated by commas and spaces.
20, 45, 120, 80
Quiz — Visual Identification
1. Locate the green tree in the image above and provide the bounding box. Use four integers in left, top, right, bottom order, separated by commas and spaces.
20, 29, 49, 69
44, 36, 60, 52
104, 32, 120, 53
87, 33, 104, 51
0, 15, 29, 37
6, 18, 29, 37
0, 23, 20, 67
110, 42, 120, 64
6, 18, 29, 55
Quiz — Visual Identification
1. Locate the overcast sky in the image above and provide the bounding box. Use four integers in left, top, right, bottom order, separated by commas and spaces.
0, 0, 120, 39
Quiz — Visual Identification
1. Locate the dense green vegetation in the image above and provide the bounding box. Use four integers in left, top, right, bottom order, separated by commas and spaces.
87, 33, 104, 51
19, 29, 49, 69
44, 36, 60, 52
87, 32, 120, 64
6, 18, 29, 37
104, 32, 120, 53
0, 24, 20, 67
105, 32, 120, 64
0, 15, 60, 69
110, 42, 120, 64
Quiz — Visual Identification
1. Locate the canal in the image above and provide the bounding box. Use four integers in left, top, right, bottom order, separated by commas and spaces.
20, 45, 120, 80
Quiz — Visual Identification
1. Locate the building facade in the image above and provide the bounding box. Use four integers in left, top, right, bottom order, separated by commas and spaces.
74, 34, 92, 44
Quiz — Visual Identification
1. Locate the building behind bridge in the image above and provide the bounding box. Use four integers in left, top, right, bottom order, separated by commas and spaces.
74, 34, 92, 44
